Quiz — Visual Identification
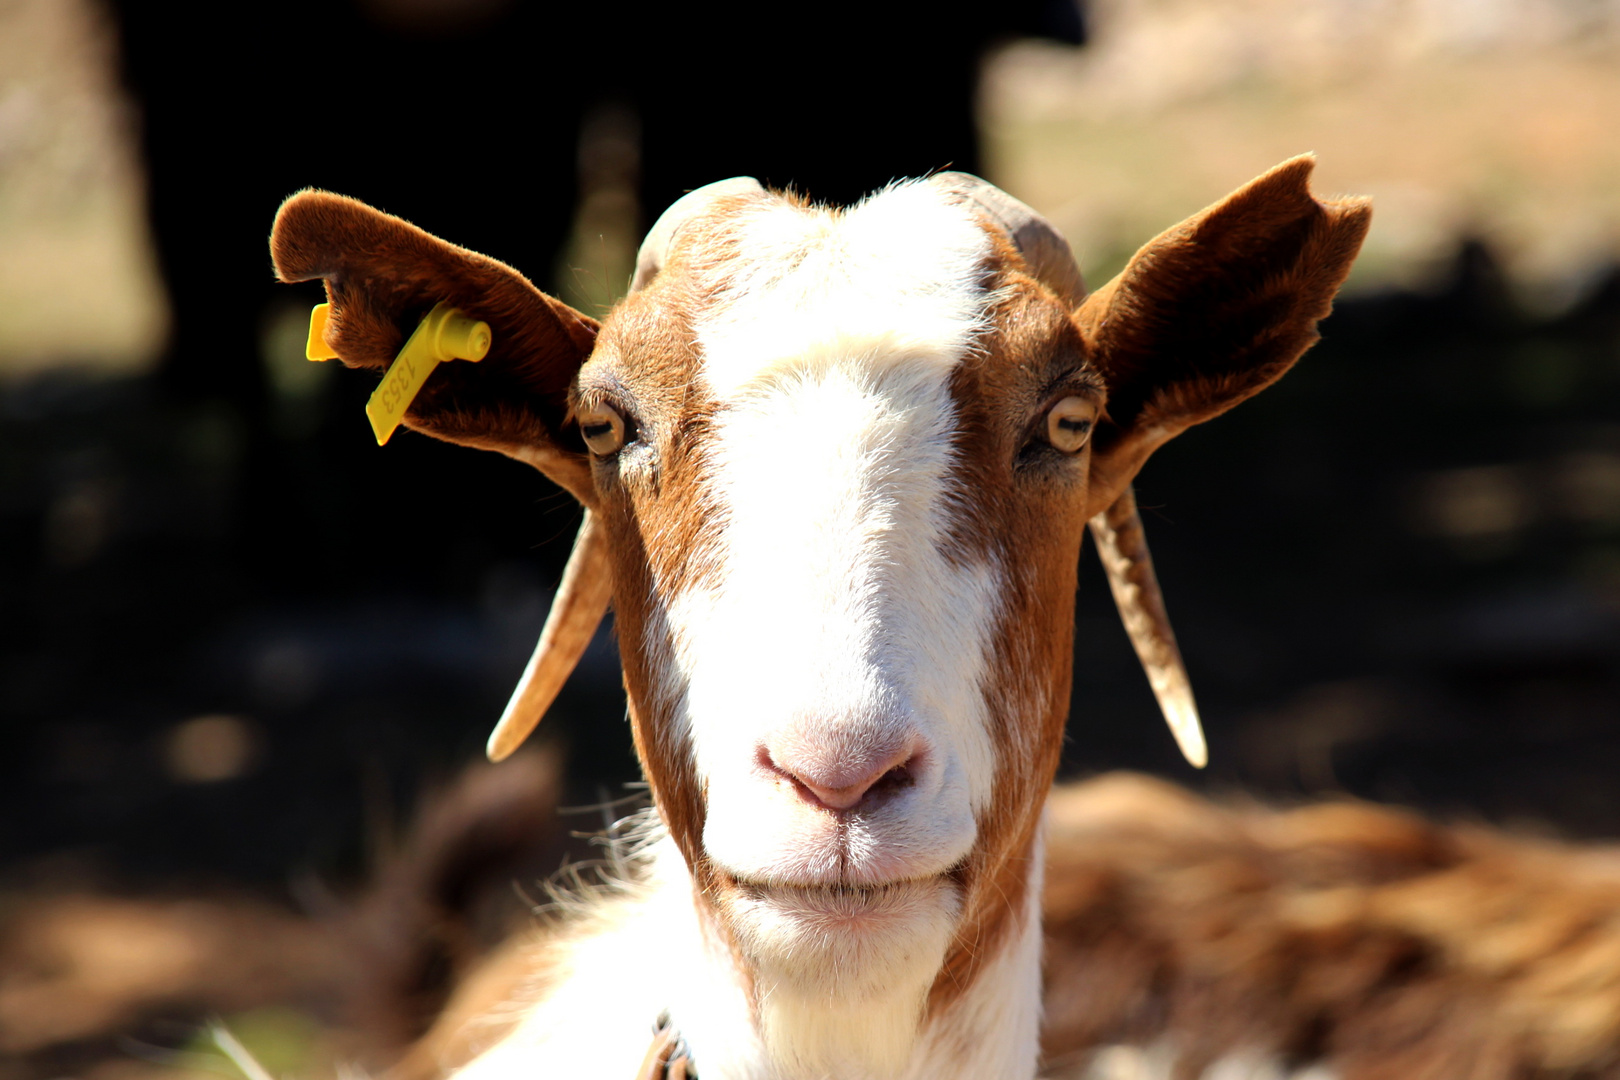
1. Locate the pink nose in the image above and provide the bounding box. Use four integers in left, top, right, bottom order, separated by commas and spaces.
761, 734, 920, 812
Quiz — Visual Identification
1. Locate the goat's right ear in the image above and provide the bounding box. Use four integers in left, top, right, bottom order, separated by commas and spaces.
270, 190, 598, 505
1078, 156, 1371, 517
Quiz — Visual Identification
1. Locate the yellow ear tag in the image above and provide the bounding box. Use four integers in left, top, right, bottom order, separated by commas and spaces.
364, 302, 492, 446
306, 303, 340, 360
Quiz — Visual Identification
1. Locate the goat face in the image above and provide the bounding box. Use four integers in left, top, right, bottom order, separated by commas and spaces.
587, 184, 1094, 1060
268, 156, 1369, 1076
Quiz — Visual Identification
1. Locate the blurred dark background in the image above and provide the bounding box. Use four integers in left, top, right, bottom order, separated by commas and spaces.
1, 0, 1618, 1075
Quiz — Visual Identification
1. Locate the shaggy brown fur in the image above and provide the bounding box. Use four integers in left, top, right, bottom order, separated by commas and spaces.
1041, 775, 1620, 1080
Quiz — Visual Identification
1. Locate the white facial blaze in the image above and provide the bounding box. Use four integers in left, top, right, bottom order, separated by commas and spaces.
651, 182, 1006, 1078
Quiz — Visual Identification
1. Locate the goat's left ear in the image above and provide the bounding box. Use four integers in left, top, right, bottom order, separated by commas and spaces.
271, 190, 600, 505
1078, 155, 1371, 516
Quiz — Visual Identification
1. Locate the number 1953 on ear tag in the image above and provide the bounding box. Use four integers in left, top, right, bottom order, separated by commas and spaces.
304, 301, 493, 445
365, 302, 492, 444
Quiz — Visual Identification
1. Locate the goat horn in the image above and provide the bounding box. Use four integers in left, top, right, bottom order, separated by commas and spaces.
487, 510, 613, 762
1089, 487, 1208, 768
928, 172, 1086, 305
489, 181, 761, 762
631, 176, 766, 292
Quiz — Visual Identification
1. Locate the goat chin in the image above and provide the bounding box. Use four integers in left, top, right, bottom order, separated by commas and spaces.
727, 878, 960, 1080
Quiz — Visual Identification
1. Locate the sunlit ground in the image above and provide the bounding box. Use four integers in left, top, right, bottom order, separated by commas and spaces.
982, 0, 1620, 307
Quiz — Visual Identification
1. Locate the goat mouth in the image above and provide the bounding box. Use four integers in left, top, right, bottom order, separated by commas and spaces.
737, 878, 938, 900
726, 874, 960, 944
732, 874, 953, 919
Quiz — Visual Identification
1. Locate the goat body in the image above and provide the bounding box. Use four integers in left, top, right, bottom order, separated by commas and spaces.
269, 158, 1371, 1080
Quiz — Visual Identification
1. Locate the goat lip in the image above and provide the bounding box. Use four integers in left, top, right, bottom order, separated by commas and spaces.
734, 874, 949, 909
732, 875, 952, 932
740, 874, 937, 891
714, 833, 965, 891
723, 876, 960, 961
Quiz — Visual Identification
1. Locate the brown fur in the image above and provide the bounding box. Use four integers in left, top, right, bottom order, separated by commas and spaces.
1040, 774, 1620, 1080
581, 217, 736, 880
925, 256, 1100, 1017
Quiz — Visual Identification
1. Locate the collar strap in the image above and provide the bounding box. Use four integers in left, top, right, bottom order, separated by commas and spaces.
636, 1014, 694, 1080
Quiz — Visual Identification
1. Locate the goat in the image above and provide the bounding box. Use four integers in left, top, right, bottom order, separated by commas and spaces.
269, 156, 1371, 1080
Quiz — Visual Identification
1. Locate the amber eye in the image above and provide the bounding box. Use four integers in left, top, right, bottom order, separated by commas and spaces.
1044, 396, 1097, 454
579, 401, 628, 456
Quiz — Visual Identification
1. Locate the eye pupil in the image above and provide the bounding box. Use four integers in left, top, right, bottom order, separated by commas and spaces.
1044, 396, 1097, 455
579, 402, 629, 456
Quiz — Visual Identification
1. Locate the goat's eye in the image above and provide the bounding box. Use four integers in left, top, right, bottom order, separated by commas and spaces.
579, 401, 628, 456
1044, 396, 1097, 454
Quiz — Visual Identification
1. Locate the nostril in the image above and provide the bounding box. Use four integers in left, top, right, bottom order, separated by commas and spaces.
868, 761, 916, 799
759, 739, 920, 813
